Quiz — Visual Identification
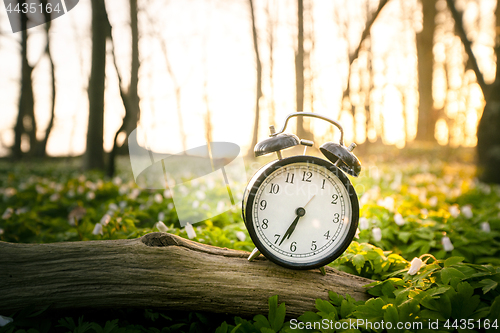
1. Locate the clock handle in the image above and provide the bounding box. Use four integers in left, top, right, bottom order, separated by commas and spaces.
272, 112, 345, 146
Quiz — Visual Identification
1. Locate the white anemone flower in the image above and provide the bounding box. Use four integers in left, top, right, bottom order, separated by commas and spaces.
358, 217, 369, 230
167, 203, 174, 210
155, 221, 168, 233
442, 236, 454, 252
481, 222, 491, 232
408, 257, 423, 275
108, 203, 119, 211
449, 205, 460, 218
2, 208, 13, 220
394, 213, 405, 226
100, 214, 111, 226
235, 231, 246, 242
185, 222, 196, 239
372, 227, 382, 242
0, 315, 13, 327
154, 193, 163, 204
461, 205, 473, 219
428, 196, 438, 207
158, 212, 165, 221
92, 223, 103, 235
86, 192, 95, 201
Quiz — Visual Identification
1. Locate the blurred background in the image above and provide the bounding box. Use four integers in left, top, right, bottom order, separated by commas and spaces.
0, 0, 499, 181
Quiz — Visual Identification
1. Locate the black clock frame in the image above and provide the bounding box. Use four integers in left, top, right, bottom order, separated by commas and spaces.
242, 155, 360, 270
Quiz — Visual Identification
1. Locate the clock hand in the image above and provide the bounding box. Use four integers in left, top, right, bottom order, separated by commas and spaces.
279, 195, 317, 246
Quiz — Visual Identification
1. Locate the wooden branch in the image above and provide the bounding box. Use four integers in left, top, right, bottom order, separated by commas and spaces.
0, 233, 373, 317
446, 0, 489, 96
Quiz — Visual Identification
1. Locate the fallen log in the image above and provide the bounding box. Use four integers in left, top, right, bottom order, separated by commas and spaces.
0, 232, 373, 317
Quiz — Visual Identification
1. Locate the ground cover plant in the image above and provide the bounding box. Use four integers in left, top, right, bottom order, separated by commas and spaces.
0, 153, 499, 332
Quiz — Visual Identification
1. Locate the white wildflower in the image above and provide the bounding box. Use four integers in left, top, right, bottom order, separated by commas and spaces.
112, 176, 122, 186
77, 186, 85, 194
372, 227, 382, 242
15, 207, 29, 215
158, 212, 165, 221
185, 222, 196, 239
380, 197, 395, 212
420, 208, 429, 216
359, 217, 369, 230
442, 236, 454, 252
0, 315, 13, 327
0, 229, 4, 235
129, 188, 140, 200
236, 231, 246, 242
92, 223, 103, 235
449, 205, 460, 218
86, 191, 95, 200
355, 228, 360, 239
195, 190, 206, 200
394, 213, 405, 226
49, 193, 60, 202
481, 222, 491, 233
418, 191, 427, 204
119, 201, 127, 209
100, 214, 111, 226
2, 208, 13, 220
85, 181, 97, 191
78, 175, 86, 183
155, 221, 168, 233
167, 203, 174, 210
429, 196, 438, 207
163, 189, 172, 199
201, 203, 210, 210
408, 257, 423, 276
35, 185, 46, 195
67, 189, 75, 198
192, 200, 199, 209
359, 192, 370, 207
409, 187, 419, 196
461, 205, 473, 219
154, 193, 163, 204
108, 203, 119, 211
178, 185, 188, 196
216, 200, 226, 213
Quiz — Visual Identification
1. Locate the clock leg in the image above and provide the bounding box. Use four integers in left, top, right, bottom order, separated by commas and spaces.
319, 266, 326, 276
247, 247, 261, 261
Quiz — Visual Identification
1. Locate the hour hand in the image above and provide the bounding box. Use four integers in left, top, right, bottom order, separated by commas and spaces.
279, 207, 306, 246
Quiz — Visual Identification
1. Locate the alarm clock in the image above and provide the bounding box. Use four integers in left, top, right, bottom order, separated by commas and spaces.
242, 112, 361, 273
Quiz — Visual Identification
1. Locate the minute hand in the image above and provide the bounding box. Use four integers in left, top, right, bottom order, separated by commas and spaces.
279, 214, 301, 246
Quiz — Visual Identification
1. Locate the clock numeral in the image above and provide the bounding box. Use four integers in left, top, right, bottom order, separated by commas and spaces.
322, 179, 326, 189
285, 173, 295, 184
290, 241, 297, 252
262, 219, 269, 229
331, 194, 338, 204
324, 230, 330, 240
269, 183, 280, 194
274, 234, 281, 244
333, 213, 340, 223
302, 171, 312, 182
311, 240, 317, 251
260, 200, 267, 210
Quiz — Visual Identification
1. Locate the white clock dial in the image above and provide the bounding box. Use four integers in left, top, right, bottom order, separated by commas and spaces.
243, 156, 358, 269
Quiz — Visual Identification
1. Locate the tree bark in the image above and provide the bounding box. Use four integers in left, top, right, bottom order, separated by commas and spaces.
248, 0, 263, 156
84, 0, 109, 171
0, 233, 373, 317
295, 0, 307, 138
415, 0, 437, 142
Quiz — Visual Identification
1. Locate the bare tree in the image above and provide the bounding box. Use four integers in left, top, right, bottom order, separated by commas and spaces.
446, 0, 500, 183
415, 0, 437, 142
12, 4, 35, 160
84, 0, 109, 171
295, 0, 307, 138
248, 0, 263, 155
266, 0, 277, 126
107, 0, 141, 177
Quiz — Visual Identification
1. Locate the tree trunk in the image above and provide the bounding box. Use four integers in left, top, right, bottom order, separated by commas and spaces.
248, 0, 263, 155
415, 0, 437, 142
12, 7, 34, 160
84, 0, 108, 171
0, 233, 373, 317
295, 0, 307, 138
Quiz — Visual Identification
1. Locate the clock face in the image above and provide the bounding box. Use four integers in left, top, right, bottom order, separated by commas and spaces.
243, 156, 359, 269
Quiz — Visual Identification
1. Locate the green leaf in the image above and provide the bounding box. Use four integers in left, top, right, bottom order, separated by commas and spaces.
352, 254, 366, 273
268, 295, 285, 332
448, 282, 480, 319
354, 298, 385, 320
340, 299, 356, 319
479, 279, 498, 294
397, 231, 412, 243
383, 304, 399, 325
444, 256, 465, 267
215, 322, 228, 333
315, 299, 336, 316
328, 291, 344, 306
441, 267, 465, 285
298, 311, 321, 324
487, 295, 500, 321
253, 315, 270, 330
419, 309, 446, 321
